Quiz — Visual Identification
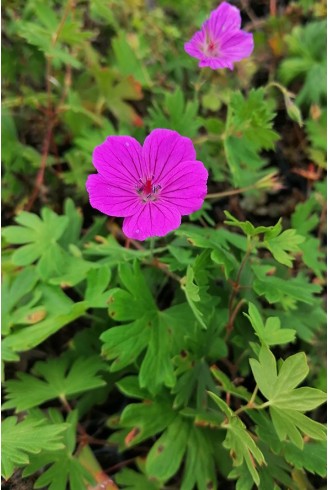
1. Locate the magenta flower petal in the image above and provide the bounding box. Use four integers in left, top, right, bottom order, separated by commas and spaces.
86, 174, 141, 217
184, 1, 254, 70
93, 136, 143, 187
86, 129, 208, 241
142, 129, 196, 181
122, 202, 181, 241
219, 30, 254, 61
184, 30, 207, 59
208, 2, 241, 36
160, 161, 208, 215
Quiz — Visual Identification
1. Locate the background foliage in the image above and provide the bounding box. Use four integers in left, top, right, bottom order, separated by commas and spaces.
2, 0, 327, 489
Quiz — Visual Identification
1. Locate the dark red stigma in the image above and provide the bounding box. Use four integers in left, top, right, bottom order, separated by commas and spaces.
208, 40, 216, 52
143, 179, 153, 195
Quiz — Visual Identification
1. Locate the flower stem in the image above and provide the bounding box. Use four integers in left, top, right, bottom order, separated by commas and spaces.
149, 237, 156, 259
234, 391, 270, 417
206, 184, 255, 200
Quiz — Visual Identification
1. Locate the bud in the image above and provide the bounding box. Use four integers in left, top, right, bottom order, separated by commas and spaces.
284, 94, 303, 127
255, 172, 284, 192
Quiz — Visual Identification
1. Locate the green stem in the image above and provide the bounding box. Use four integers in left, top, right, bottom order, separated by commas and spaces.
225, 236, 253, 338
249, 384, 259, 406
206, 184, 255, 200
265, 80, 291, 97
149, 237, 156, 259
234, 397, 270, 417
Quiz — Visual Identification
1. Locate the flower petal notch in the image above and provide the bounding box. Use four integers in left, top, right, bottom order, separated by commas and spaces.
184, 1, 254, 70
86, 129, 208, 241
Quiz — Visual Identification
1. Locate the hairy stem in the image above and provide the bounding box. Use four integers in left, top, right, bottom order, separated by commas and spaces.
25, 0, 74, 211
206, 184, 256, 200
226, 238, 253, 337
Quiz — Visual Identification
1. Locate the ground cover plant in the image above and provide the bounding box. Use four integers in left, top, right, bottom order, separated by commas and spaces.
1, 0, 327, 489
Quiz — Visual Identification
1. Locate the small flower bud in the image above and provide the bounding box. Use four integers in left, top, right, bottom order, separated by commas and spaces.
284, 94, 303, 127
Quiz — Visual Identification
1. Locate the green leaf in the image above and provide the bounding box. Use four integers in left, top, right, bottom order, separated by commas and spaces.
299, 237, 326, 279
224, 89, 279, 186
3, 208, 68, 266
249, 346, 277, 400
263, 229, 304, 267
117, 392, 225, 489
102, 263, 194, 393
116, 376, 149, 400
306, 109, 327, 167
245, 303, 296, 346
181, 427, 218, 490
209, 393, 265, 486
2, 414, 67, 480
112, 31, 151, 87
116, 467, 161, 490
1, 266, 39, 335
23, 410, 95, 490
104, 305, 186, 394
269, 407, 326, 449
181, 265, 207, 329
108, 262, 156, 321
44, 245, 93, 285
274, 353, 308, 393
146, 417, 190, 482
58, 198, 83, 248
211, 246, 237, 278
271, 386, 326, 411
252, 264, 321, 306
3, 356, 105, 411
211, 367, 251, 403
83, 234, 155, 263
139, 315, 176, 395
85, 266, 112, 308
250, 346, 326, 448
306, 110, 327, 153
101, 318, 150, 372
291, 194, 321, 236
173, 357, 217, 410
284, 441, 327, 477
119, 399, 176, 448
2, 300, 87, 353
224, 211, 281, 238
147, 88, 201, 138
176, 223, 247, 252
271, 299, 326, 342
278, 20, 327, 106
92, 67, 143, 124
224, 135, 267, 188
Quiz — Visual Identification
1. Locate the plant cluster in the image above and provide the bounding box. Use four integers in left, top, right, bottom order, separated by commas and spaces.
2, 0, 327, 489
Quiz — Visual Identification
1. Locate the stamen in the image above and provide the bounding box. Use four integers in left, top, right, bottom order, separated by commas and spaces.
136, 178, 162, 202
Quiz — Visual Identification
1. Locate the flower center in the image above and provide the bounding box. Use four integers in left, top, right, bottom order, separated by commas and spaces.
208, 40, 216, 51
202, 28, 219, 57
204, 38, 219, 57
136, 177, 162, 203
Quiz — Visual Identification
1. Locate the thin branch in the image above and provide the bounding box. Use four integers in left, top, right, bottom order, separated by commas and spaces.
105, 457, 136, 474
225, 299, 246, 340
147, 258, 182, 283
234, 400, 270, 417
24, 0, 74, 211
270, 0, 277, 17
225, 241, 253, 337
240, 0, 259, 23
25, 118, 56, 210
52, 0, 75, 46
60, 396, 115, 448
206, 184, 256, 201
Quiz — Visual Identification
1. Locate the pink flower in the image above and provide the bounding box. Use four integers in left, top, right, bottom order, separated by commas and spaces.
86, 129, 208, 241
184, 2, 254, 70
